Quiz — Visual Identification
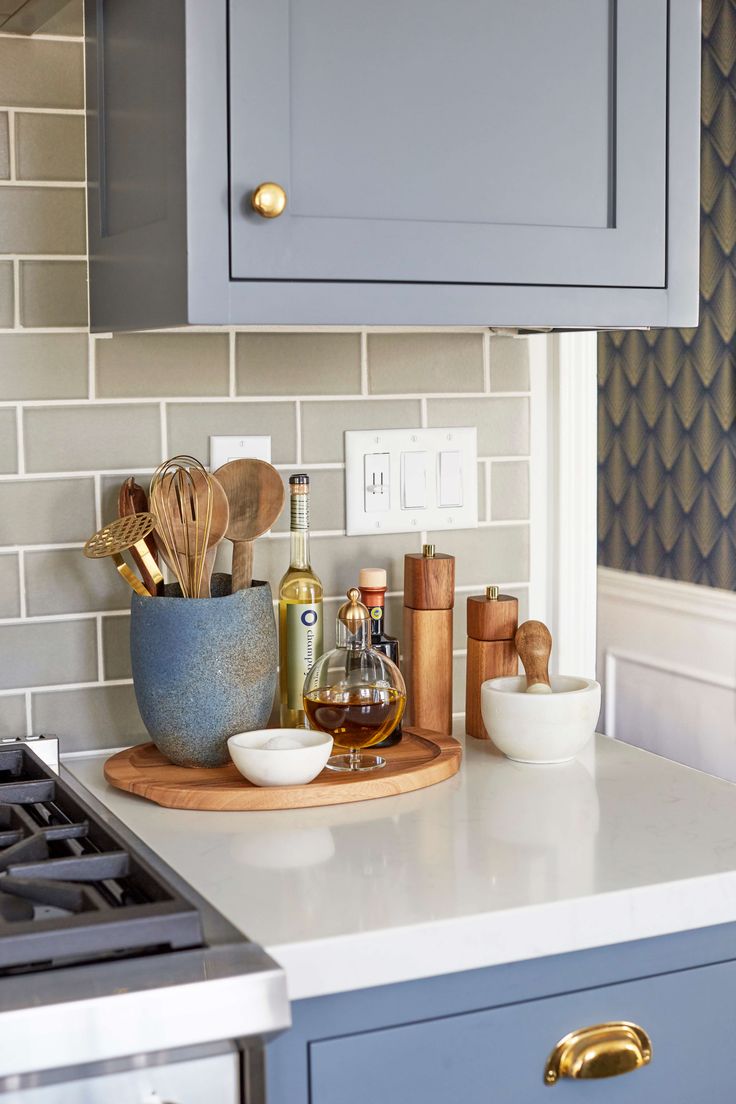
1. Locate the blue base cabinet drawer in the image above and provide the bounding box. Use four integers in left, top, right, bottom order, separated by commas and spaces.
310, 959, 736, 1103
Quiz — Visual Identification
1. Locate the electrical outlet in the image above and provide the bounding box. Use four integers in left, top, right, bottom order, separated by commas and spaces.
209, 436, 271, 470
345, 428, 478, 536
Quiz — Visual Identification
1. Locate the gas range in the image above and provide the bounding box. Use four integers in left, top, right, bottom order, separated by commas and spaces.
0, 742, 289, 1091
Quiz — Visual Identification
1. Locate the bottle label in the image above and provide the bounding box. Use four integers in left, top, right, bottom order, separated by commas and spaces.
370, 606, 383, 622
286, 603, 323, 710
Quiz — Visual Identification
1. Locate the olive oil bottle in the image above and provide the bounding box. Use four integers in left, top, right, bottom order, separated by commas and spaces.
279, 475, 324, 727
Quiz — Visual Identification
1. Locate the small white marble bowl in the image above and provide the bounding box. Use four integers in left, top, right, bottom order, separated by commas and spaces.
481, 675, 601, 764
227, 729, 333, 787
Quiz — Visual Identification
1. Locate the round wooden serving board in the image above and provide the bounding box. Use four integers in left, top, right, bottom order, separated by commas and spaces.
104, 728, 462, 811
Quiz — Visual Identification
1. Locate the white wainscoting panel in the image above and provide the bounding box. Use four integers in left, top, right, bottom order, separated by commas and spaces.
598, 567, 736, 780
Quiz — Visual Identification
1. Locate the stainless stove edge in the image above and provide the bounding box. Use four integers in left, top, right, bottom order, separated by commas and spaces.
0, 965, 290, 1081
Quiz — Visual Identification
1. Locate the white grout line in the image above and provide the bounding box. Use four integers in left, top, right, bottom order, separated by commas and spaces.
0, 391, 531, 409
420, 397, 428, 428
17, 549, 26, 617
0, 679, 133, 699
0, 107, 85, 116
14, 405, 24, 473
95, 615, 104, 682
228, 330, 236, 397
159, 402, 168, 459
24, 690, 32, 736
295, 399, 302, 464
483, 330, 491, 392
11, 258, 20, 328
0, 181, 85, 189
6, 108, 15, 182
485, 458, 492, 521
87, 331, 96, 399
0, 32, 85, 42
360, 331, 368, 395
93, 472, 102, 530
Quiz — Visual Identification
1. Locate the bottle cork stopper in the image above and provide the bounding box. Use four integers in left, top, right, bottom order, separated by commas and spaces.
358, 567, 387, 589
404, 549, 455, 610
467, 588, 518, 641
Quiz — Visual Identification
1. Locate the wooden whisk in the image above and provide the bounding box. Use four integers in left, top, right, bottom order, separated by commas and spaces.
150, 456, 215, 598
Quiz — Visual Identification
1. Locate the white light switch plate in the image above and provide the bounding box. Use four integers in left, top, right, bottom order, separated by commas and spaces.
345, 427, 478, 536
209, 435, 271, 470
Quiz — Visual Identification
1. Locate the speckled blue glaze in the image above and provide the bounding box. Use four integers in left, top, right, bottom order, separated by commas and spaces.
130, 573, 277, 767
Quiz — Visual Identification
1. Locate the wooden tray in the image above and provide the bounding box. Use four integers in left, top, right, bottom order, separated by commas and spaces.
104, 728, 462, 811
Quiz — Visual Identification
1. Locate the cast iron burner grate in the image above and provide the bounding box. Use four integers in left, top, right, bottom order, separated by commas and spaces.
0, 746, 204, 974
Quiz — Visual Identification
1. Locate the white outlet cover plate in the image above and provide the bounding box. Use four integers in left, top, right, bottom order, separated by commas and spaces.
209, 435, 271, 470
345, 427, 478, 536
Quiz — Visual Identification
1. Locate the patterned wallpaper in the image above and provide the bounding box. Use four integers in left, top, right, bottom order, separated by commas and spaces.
598, 0, 736, 589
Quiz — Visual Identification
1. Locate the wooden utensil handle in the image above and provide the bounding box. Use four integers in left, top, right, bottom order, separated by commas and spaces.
515, 620, 552, 689
232, 540, 254, 591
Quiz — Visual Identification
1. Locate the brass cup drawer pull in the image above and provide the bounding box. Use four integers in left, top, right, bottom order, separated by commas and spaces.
544, 1021, 652, 1085
251, 182, 287, 218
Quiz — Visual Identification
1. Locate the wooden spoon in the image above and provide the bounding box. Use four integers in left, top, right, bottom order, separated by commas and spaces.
213, 459, 285, 590
515, 620, 553, 694
118, 477, 160, 594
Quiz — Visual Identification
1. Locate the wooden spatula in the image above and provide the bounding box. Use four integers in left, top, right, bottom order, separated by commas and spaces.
515, 620, 553, 694
214, 459, 285, 590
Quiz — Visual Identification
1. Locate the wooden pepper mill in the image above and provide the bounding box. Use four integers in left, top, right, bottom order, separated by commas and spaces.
403, 544, 455, 735
465, 586, 519, 740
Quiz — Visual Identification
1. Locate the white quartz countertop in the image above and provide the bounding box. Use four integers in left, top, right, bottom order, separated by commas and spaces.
66, 734, 736, 1001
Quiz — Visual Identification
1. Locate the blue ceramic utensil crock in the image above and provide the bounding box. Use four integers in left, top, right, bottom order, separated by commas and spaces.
130, 573, 277, 767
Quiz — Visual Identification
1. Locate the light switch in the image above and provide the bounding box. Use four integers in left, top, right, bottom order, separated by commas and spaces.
401, 451, 428, 509
344, 428, 477, 536
439, 450, 463, 507
364, 452, 390, 512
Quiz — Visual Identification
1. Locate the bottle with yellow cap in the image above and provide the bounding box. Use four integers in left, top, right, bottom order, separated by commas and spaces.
465, 585, 518, 740
402, 544, 455, 735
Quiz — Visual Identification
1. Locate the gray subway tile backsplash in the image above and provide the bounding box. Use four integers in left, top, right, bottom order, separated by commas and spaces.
25, 549, 127, 616
367, 332, 484, 394
24, 404, 162, 472
18, 261, 88, 328
96, 333, 230, 398
14, 113, 85, 181
0, 619, 97, 691
489, 336, 531, 391
490, 460, 530, 521
0, 696, 27, 738
32, 684, 147, 751
102, 615, 132, 681
427, 396, 530, 456
0, 409, 17, 473
0, 260, 13, 327
0, 187, 86, 254
0, 112, 8, 179
426, 524, 530, 586
0, 553, 19, 617
0, 477, 95, 545
167, 401, 297, 465
0, 334, 88, 400
301, 398, 422, 463
236, 332, 362, 396
0, 39, 84, 109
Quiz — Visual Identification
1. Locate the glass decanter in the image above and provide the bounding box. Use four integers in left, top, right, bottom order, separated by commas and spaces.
303, 588, 407, 772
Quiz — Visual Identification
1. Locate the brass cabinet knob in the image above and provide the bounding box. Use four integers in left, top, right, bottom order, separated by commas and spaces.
251, 182, 287, 218
544, 1022, 652, 1085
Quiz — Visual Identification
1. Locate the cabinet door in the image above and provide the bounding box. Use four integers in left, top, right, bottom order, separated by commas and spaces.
309, 958, 736, 1103
228, 0, 666, 288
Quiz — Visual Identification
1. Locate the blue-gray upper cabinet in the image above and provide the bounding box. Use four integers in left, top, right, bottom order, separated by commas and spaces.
85, 0, 701, 331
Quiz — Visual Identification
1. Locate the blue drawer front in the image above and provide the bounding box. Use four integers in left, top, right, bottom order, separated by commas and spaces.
310, 958, 736, 1103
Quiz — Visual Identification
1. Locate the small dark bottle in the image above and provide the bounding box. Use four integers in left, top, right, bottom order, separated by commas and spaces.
359, 568, 402, 747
